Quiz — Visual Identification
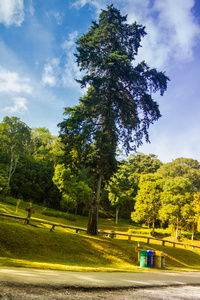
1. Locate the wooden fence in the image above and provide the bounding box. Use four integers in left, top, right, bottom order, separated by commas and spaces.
1, 212, 200, 250
98, 230, 200, 250
0, 212, 87, 233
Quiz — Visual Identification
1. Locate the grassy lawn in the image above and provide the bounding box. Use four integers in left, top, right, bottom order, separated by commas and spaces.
1, 196, 200, 272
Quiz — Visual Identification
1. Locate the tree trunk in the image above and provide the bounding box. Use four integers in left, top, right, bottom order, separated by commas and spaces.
87, 170, 103, 235
8, 145, 18, 184
75, 206, 78, 215
191, 222, 194, 241
116, 205, 119, 225
152, 220, 155, 234
175, 218, 179, 240
160, 221, 163, 229
147, 219, 150, 229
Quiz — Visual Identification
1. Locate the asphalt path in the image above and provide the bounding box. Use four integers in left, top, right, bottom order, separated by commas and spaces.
1, 267, 200, 289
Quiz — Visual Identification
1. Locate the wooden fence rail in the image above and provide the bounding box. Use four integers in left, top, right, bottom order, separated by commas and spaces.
98, 230, 200, 250
1, 212, 200, 250
0, 212, 87, 233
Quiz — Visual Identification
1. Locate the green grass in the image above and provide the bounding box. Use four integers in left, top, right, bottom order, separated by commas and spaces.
1, 195, 200, 272
41, 208, 77, 221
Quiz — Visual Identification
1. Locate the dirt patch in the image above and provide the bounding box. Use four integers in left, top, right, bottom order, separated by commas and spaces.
1, 285, 200, 299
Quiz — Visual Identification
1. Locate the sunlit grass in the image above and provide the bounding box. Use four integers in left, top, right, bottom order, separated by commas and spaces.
1, 196, 200, 272
1, 219, 200, 272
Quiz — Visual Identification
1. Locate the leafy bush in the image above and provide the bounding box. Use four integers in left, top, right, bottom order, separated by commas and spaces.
41, 209, 77, 221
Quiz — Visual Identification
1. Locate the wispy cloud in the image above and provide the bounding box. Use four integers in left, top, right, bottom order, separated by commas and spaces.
62, 31, 78, 50
0, 0, 24, 27
41, 31, 85, 91
71, 0, 104, 14
72, 0, 200, 70
46, 10, 63, 25
4, 96, 28, 114
41, 58, 60, 87
0, 67, 32, 94
61, 31, 83, 88
134, 0, 200, 69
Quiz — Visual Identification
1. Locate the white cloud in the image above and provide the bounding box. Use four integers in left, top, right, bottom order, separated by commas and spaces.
46, 10, 63, 25
0, 67, 32, 94
0, 0, 24, 27
62, 31, 78, 50
4, 97, 28, 114
41, 58, 60, 87
153, 0, 199, 63
41, 31, 85, 91
125, 0, 200, 69
53, 12, 63, 25
72, 0, 200, 70
61, 31, 83, 88
27, 0, 34, 17
71, 0, 104, 14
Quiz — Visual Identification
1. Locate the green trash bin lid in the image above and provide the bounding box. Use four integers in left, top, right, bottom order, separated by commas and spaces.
140, 250, 148, 256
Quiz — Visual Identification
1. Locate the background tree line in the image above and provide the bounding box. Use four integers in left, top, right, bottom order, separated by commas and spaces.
0, 116, 62, 208
1, 115, 200, 239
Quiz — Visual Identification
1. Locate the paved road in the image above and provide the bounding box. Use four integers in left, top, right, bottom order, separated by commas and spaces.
1, 267, 200, 289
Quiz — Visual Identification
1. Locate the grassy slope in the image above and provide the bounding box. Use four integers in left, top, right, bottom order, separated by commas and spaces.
0, 197, 200, 272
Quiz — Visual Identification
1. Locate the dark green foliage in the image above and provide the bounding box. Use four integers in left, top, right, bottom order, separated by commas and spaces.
0, 172, 10, 196
0, 117, 62, 209
10, 157, 61, 207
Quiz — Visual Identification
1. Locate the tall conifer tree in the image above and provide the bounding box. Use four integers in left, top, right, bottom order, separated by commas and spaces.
59, 5, 169, 235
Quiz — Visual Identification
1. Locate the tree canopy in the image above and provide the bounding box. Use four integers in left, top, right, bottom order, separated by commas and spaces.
159, 177, 194, 239
131, 174, 163, 232
0, 116, 31, 184
106, 163, 137, 224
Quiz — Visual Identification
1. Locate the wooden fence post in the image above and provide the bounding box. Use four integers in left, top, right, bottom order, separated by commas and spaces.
50, 225, 55, 232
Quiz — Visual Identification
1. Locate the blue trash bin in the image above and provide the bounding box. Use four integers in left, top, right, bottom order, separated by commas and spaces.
147, 250, 153, 268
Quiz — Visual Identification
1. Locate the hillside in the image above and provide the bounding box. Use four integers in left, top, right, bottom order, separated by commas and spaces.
0, 196, 200, 272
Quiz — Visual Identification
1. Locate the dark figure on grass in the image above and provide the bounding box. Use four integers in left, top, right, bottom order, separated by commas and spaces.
24, 206, 35, 224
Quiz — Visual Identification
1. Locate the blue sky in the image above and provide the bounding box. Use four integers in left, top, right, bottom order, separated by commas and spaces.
0, 0, 200, 163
